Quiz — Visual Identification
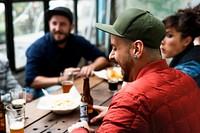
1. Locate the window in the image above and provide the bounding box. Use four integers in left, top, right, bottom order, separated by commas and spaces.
13, 1, 44, 69
49, 0, 97, 44
77, 0, 96, 44
2, 0, 195, 71
0, 3, 6, 56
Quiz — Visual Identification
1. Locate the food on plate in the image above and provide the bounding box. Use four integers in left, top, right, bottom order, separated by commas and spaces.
37, 87, 81, 115
107, 67, 123, 81
50, 95, 75, 110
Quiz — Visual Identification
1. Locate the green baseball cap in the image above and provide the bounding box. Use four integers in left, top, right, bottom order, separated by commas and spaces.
96, 8, 166, 49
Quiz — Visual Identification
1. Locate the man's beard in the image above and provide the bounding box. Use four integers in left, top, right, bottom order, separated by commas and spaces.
121, 52, 134, 82
53, 31, 69, 45
54, 37, 68, 45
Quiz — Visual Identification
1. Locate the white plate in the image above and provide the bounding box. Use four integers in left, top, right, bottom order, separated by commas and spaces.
93, 69, 108, 80
93, 67, 123, 81
37, 86, 81, 115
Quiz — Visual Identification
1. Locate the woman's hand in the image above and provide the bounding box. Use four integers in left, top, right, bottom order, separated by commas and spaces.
90, 105, 108, 123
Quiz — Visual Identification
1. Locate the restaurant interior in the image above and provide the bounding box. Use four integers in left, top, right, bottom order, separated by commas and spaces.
0, 0, 198, 87
1, 0, 200, 132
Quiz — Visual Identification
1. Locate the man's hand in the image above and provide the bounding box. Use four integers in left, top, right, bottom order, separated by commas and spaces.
19, 92, 34, 102
63, 67, 81, 76
63, 66, 94, 78
77, 65, 95, 77
90, 105, 108, 123
26, 92, 34, 102
68, 121, 95, 133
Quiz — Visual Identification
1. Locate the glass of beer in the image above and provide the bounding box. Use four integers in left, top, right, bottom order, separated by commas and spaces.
60, 72, 74, 93
6, 104, 25, 133
9, 88, 26, 108
107, 67, 120, 92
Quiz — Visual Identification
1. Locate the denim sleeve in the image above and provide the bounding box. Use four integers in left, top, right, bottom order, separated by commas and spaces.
174, 61, 200, 78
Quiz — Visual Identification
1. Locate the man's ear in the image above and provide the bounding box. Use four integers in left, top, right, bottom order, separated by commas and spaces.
70, 23, 75, 31
132, 40, 144, 58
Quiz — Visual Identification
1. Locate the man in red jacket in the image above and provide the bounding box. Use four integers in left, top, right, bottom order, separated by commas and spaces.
68, 8, 200, 133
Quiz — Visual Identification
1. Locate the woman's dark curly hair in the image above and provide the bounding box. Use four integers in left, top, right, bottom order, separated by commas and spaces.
162, 4, 200, 41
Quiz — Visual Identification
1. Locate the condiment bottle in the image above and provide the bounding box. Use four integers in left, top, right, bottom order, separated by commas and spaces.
80, 77, 93, 122
0, 95, 6, 133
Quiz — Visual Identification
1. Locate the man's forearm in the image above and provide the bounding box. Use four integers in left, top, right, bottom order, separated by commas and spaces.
92, 57, 109, 71
29, 76, 60, 88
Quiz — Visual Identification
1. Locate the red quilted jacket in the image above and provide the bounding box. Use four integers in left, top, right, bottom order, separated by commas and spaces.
97, 59, 200, 133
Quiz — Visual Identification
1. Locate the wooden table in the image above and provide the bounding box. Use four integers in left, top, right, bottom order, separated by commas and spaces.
23, 76, 116, 133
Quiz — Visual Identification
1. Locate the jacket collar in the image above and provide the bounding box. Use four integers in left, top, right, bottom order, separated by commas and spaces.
136, 59, 169, 80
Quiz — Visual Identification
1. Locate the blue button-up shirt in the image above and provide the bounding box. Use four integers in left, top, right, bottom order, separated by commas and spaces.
25, 32, 107, 86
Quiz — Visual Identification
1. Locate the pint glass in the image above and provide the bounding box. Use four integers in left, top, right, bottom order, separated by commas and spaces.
6, 104, 25, 133
60, 72, 74, 93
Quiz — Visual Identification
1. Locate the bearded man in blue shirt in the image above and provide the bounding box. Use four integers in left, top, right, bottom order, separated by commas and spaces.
25, 7, 109, 98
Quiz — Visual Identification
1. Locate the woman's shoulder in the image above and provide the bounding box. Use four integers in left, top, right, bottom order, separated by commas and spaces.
186, 46, 200, 59
191, 45, 200, 50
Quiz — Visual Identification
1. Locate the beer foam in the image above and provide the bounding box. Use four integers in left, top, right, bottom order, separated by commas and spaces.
10, 122, 24, 130
12, 99, 26, 105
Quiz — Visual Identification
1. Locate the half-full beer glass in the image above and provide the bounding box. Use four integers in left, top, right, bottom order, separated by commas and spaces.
6, 104, 25, 133
60, 72, 74, 93
9, 88, 26, 108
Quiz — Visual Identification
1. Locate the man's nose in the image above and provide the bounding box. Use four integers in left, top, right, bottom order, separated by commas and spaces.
109, 50, 115, 62
55, 24, 61, 31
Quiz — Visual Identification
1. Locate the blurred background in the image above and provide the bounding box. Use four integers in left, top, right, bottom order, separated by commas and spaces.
0, 0, 199, 86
